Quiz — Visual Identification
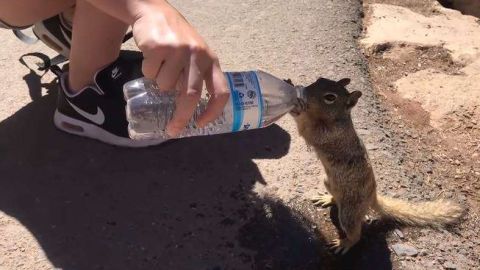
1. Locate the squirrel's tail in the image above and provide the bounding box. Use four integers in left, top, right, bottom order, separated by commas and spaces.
372, 195, 465, 228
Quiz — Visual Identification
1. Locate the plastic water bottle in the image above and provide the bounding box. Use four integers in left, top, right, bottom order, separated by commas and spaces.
123, 70, 303, 141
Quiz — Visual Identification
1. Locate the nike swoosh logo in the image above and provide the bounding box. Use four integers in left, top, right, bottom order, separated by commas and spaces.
111, 67, 122, 80
67, 100, 105, 125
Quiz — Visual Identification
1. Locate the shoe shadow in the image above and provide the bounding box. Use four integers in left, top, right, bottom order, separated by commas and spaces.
19, 52, 58, 101
0, 78, 334, 270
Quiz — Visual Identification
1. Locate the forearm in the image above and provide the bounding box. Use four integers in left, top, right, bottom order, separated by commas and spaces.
85, 0, 171, 25
0, 0, 75, 27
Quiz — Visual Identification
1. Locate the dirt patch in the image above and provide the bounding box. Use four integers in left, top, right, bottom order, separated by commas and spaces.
395, 60, 480, 129
362, 0, 480, 269
366, 50, 480, 270
362, 1, 480, 129
0, 213, 56, 270
365, 44, 463, 127
362, 0, 480, 130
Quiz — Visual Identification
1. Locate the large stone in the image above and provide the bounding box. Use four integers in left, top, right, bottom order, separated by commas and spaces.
392, 243, 419, 257
362, 4, 480, 64
361, 4, 480, 129
394, 59, 480, 129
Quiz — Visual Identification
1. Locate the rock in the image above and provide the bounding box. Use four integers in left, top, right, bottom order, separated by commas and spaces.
392, 243, 419, 257
362, 4, 480, 129
394, 229, 405, 239
443, 261, 457, 269
366, 143, 380, 151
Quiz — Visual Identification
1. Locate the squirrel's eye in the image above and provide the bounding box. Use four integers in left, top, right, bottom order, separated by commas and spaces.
323, 93, 337, 104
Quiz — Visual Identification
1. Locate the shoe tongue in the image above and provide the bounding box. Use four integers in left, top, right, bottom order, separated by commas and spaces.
94, 51, 144, 96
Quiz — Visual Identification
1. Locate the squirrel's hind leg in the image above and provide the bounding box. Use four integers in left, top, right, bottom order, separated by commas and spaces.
330, 204, 365, 255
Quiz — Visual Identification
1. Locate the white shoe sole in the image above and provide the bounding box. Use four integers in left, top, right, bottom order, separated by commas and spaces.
54, 110, 166, 148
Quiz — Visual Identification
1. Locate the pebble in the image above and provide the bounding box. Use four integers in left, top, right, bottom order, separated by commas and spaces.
366, 143, 380, 151
392, 243, 419, 257
443, 261, 457, 269
394, 229, 404, 239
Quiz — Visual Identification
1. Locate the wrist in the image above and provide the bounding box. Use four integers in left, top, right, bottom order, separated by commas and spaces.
86, 0, 171, 25
131, 0, 174, 24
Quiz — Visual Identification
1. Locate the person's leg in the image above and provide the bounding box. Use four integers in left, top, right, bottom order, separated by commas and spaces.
68, 0, 128, 92
0, 0, 74, 28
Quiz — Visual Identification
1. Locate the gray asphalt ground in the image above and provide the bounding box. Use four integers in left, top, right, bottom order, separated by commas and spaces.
0, 1, 396, 269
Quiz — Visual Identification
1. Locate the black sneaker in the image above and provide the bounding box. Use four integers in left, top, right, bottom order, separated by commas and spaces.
32, 12, 72, 57
54, 51, 162, 147
3, 13, 72, 57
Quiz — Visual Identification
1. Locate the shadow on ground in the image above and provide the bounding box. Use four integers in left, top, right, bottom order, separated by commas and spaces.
0, 67, 394, 270
438, 0, 480, 18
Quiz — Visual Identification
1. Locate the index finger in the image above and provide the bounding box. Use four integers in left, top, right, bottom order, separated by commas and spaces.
196, 60, 230, 128
166, 64, 204, 137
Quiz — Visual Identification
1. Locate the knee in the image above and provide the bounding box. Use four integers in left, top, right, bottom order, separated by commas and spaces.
0, 17, 26, 30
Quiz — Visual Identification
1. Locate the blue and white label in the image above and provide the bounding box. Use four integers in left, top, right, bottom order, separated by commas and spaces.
226, 71, 264, 132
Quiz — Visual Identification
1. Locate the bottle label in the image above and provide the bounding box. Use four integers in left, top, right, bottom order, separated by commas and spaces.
226, 71, 263, 132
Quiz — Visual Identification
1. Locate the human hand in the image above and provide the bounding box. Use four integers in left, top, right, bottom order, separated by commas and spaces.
132, 3, 229, 137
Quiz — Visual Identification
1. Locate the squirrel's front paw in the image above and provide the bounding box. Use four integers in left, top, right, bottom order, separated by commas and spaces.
311, 194, 335, 208
291, 98, 307, 117
290, 108, 302, 117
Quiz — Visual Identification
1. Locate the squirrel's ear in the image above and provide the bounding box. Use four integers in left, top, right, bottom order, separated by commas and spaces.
337, 78, 351, 87
347, 91, 362, 108
284, 78, 294, 86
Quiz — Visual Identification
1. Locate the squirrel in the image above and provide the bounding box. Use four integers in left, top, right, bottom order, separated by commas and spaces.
286, 77, 465, 254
